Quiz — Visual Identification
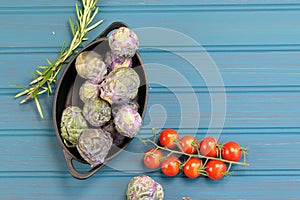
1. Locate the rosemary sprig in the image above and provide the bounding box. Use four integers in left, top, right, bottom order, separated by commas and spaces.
14, 0, 103, 118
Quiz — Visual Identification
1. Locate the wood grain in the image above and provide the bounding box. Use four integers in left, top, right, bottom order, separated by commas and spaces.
0, 0, 300, 199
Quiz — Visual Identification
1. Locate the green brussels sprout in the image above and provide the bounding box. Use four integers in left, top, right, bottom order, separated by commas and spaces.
79, 81, 100, 103
108, 27, 139, 59
113, 105, 142, 138
60, 106, 88, 147
100, 67, 140, 105
126, 176, 164, 200
83, 98, 111, 127
76, 129, 113, 167
75, 51, 107, 84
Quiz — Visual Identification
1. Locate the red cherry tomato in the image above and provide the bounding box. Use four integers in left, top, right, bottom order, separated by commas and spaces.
205, 160, 227, 180
159, 129, 179, 148
221, 141, 242, 161
199, 136, 219, 157
183, 158, 203, 178
180, 136, 198, 154
143, 148, 163, 169
161, 156, 181, 176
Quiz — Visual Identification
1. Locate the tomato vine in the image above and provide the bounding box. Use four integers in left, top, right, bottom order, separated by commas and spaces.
139, 128, 249, 180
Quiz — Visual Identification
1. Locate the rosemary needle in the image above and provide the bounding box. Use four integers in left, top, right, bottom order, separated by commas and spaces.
14, 0, 103, 118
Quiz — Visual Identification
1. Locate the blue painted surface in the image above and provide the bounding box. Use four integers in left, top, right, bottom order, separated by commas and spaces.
1, 1, 300, 199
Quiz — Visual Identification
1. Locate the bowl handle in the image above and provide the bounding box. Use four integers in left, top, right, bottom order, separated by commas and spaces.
96, 21, 128, 39
63, 149, 103, 180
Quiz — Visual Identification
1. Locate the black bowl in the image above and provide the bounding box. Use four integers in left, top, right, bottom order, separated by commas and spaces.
53, 22, 148, 179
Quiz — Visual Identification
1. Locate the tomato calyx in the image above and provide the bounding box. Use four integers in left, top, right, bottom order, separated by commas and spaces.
222, 171, 231, 177
182, 158, 205, 178
159, 128, 180, 148
143, 148, 163, 169
179, 136, 199, 154
205, 160, 227, 180
199, 136, 220, 158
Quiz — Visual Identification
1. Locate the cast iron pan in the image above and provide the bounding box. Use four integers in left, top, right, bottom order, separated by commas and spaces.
53, 22, 148, 179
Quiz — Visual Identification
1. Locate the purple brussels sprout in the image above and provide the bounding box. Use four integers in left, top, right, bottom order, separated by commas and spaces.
100, 67, 140, 105
105, 51, 132, 72
60, 106, 88, 147
79, 81, 100, 103
113, 105, 142, 138
102, 120, 127, 146
76, 129, 113, 167
75, 51, 107, 84
108, 27, 139, 59
83, 98, 111, 127
111, 100, 139, 117
126, 176, 164, 200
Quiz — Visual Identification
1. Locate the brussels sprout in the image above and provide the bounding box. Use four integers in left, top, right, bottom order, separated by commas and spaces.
108, 27, 139, 59
126, 176, 164, 200
76, 129, 113, 167
75, 51, 107, 84
60, 106, 88, 147
111, 100, 139, 117
79, 81, 100, 103
100, 67, 140, 104
102, 120, 127, 146
105, 51, 132, 72
83, 98, 111, 127
114, 105, 142, 138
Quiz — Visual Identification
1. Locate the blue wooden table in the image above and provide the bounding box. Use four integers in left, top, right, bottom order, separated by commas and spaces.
1, 0, 300, 199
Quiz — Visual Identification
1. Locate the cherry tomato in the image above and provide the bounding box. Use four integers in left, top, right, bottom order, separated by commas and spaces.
161, 156, 181, 176
180, 136, 198, 154
221, 141, 242, 161
199, 136, 219, 157
183, 158, 203, 178
143, 148, 163, 169
205, 160, 227, 180
159, 129, 179, 148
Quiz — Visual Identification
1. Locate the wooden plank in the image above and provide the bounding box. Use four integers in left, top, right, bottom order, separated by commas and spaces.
0, 132, 299, 172
1, 91, 300, 129
0, 174, 299, 200
1, 10, 300, 48
2, 51, 300, 89
1, 0, 300, 8
1, 0, 300, 7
